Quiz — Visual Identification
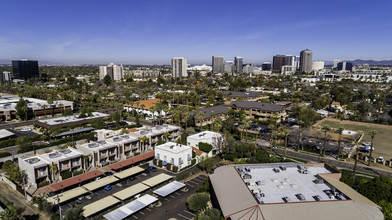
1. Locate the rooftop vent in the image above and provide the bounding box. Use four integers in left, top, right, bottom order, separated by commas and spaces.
59, 149, 72, 154
88, 143, 99, 148
121, 135, 129, 139
282, 197, 291, 203
26, 157, 40, 164
97, 140, 106, 145
113, 137, 121, 142
48, 152, 62, 159
296, 193, 305, 201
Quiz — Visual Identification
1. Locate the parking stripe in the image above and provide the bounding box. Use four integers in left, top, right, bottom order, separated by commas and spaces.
186, 183, 195, 187
146, 208, 152, 211
188, 180, 200, 185
140, 211, 145, 215
175, 192, 180, 195
178, 213, 192, 220
190, 178, 203, 183
184, 210, 195, 216
165, 198, 170, 201
133, 215, 138, 219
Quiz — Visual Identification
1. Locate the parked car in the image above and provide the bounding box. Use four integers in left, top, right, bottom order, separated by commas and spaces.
145, 166, 157, 172
104, 185, 112, 191
376, 156, 384, 163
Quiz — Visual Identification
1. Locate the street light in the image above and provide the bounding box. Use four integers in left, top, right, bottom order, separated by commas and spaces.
54, 194, 63, 220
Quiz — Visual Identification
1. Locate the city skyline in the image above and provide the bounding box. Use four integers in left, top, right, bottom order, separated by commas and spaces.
1, 0, 391, 64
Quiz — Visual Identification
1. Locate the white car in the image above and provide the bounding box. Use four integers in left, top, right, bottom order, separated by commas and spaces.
377, 157, 384, 163
20, 127, 32, 132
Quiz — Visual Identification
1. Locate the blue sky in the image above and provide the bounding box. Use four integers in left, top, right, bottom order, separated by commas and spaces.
0, 0, 391, 64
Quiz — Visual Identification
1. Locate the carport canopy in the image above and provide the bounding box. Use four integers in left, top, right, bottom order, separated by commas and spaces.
112, 183, 150, 201
82, 175, 120, 191
114, 166, 144, 179
142, 173, 173, 187
47, 187, 89, 204
83, 196, 120, 217
153, 181, 186, 197
103, 194, 158, 220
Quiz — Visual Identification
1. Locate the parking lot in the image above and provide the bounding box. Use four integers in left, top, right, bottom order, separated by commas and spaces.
128, 175, 207, 220
62, 168, 167, 213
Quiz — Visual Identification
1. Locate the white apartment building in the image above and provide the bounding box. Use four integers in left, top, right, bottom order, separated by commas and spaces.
106, 134, 140, 160
187, 131, 224, 155
18, 148, 83, 188
77, 140, 120, 167
99, 62, 124, 81
134, 124, 180, 149
312, 61, 325, 71
155, 142, 192, 169
171, 57, 187, 77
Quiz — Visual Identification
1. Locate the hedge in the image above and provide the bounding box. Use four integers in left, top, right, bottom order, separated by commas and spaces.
198, 142, 212, 153
60, 170, 73, 180
172, 165, 178, 172
0, 152, 11, 158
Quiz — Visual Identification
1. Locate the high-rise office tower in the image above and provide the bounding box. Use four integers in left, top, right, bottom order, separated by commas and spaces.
99, 62, 123, 81
224, 61, 234, 74
171, 57, 187, 77
333, 59, 342, 69
212, 56, 224, 74
299, 49, 313, 73
285, 55, 296, 66
261, 62, 272, 71
273, 55, 286, 72
12, 59, 39, 80
234, 57, 243, 74
337, 62, 353, 72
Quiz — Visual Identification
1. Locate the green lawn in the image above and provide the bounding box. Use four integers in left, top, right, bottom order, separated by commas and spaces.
319, 120, 392, 159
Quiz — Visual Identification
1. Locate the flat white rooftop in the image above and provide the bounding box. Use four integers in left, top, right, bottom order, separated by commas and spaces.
155, 142, 191, 154
187, 131, 221, 141
237, 164, 348, 204
38, 112, 108, 125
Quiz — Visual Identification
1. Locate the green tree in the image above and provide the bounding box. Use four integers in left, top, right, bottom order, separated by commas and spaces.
103, 75, 112, 86
198, 208, 221, 220
198, 157, 217, 172
15, 98, 28, 121
63, 205, 83, 220
2, 161, 27, 185
0, 208, 22, 220
186, 192, 209, 212
368, 130, 378, 166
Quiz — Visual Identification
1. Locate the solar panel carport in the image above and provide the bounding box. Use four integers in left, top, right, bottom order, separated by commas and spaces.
47, 187, 89, 204
103, 194, 158, 220
112, 183, 150, 200
83, 196, 120, 218
82, 175, 119, 191
113, 166, 144, 179
142, 173, 173, 187
153, 181, 186, 197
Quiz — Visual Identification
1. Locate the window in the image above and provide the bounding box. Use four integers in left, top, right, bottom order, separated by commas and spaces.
187, 154, 191, 159
157, 153, 160, 159
179, 158, 182, 164
164, 156, 167, 161
171, 158, 174, 164
40, 168, 46, 176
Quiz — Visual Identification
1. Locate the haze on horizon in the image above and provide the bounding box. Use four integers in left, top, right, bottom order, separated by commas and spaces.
0, 0, 391, 65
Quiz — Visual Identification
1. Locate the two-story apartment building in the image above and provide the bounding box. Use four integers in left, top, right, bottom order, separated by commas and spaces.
222, 91, 269, 103
194, 105, 230, 127
77, 140, 119, 167
155, 142, 192, 169
187, 131, 224, 154
106, 134, 140, 160
18, 147, 83, 188
230, 101, 286, 122
134, 124, 180, 149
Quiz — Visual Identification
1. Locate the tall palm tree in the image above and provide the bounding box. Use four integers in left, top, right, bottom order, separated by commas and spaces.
150, 106, 156, 126
352, 141, 359, 180
269, 124, 276, 153
49, 163, 58, 183
368, 130, 378, 166
138, 136, 149, 151
197, 112, 205, 130
337, 127, 344, 159
322, 125, 330, 156
243, 118, 251, 144
280, 126, 290, 157
297, 120, 304, 151
82, 154, 90, 171
163, 132, 170, 142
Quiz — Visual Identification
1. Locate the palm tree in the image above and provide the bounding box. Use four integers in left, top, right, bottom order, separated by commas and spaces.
213, 118, 222, 132
352, 141, 359, 180
269, 124, 276, 153
197, 112, 205, 130
368, 130, 378, 166
163, 132, 170, 142
243, 118, 251, 144
280, 126, 290, 157
150, 106, 156, 126
336, 127, 344, 159
297, 120, 304, 151
49, 163, 58, 183
209, 110, 215, 130
82, 154, 90, 171
138, 136, 149, 151
322, 125, 330, 156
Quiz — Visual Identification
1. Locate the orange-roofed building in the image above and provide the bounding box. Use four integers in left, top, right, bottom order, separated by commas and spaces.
124, 99, 170, 120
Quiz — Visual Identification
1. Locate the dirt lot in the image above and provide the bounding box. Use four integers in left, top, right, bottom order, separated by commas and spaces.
317, 118, 392, 160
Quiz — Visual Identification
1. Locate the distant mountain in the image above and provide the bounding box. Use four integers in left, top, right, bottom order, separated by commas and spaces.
347, 59, 392, 66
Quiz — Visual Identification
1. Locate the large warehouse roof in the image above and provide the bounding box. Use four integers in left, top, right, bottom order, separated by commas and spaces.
210, 163, 384, 220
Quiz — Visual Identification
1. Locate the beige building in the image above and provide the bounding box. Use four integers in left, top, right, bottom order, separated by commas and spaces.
230, 101, 286, 122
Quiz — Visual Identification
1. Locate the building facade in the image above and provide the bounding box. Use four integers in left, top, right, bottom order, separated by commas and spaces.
171, 57, 187, 77
299, 49, 313, 73
230, 101, 286, 122
212, 56, 224, 74
155, 142, 192, 169
99, 63, 124, 81
312, 61, 325, 71
187, 131, 224, 154
12, 59, 39, 80
234, 57, 243, 74
224, 61, 234, 74
273, 55, 286, 72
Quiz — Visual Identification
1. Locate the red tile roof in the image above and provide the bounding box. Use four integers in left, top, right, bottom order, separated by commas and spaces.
47, 170, 103, 192
108, 151, 155, 170
192, 147, 205, 156
124, 99, 162, 110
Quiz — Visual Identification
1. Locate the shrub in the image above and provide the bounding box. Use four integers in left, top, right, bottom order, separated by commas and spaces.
60, 170, 73, 180
199, 142, 212, 153
192, 150, 196, 158
158, 160, 162, 167
172, 165, 178, 172
153, 158, 157, 165
191, 159, 196, 166
140, 162, 149, 169
38, 180, 49, 188
186, 192, 209, 212
212, 149, 216, 155
0, 152, 11, 158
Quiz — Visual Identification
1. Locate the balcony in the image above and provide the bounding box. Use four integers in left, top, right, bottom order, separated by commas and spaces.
187, 157, 191, 161
124, 146, 131, 152
100, 153, 107, 159
35, 171, 47, 178
72, 162, 81, 167
109, 151, 116, 156
61, 164, 70, 170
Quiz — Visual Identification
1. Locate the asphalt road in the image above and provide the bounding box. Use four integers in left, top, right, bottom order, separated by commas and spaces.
257, 139, 392, 178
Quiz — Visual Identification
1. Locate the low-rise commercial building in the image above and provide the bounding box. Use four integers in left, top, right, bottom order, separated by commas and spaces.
35, 112, 108, 129
155, 142, 192, 169
210, 163, 383, 220
222, 91, 268, 102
